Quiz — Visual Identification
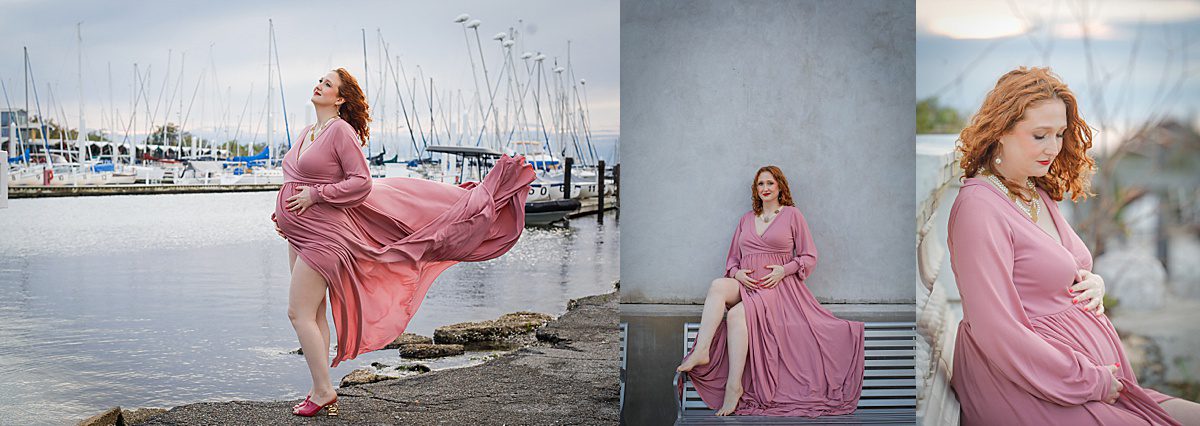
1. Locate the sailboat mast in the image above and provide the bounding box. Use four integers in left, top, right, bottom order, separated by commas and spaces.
361, 28, 369, 156
107, 62, 114, 150
362, 28, 369, 105
24, 47, 28, 135
267, 19, 274, 167
178, 53, 184, 159
77, 23, 87, 165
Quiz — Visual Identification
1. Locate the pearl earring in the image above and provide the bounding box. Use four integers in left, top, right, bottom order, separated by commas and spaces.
995, 157, 1002, 165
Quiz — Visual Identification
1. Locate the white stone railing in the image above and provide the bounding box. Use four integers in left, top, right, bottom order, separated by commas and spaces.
916, 135, 961, 426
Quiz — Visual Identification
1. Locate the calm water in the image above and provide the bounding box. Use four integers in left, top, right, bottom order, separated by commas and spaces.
0, 191, 619, 425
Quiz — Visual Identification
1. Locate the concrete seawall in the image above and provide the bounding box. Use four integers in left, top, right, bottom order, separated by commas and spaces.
107, 290, 619, 425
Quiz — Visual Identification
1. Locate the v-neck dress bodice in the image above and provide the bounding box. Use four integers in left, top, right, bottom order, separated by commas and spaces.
273, 120, 536, 367
948, 177, 1179, 425
682, 206, 866, 417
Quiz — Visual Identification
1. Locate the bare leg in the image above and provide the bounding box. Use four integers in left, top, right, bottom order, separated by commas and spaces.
287, 246, 327, 407
289, 246, 330, 352
715, 302, 747, 416
287, 245, 309, 409
317, 294, 330, 358
677, 278, 742, 372
1162, 398, 1200, 425
288, 257, 337, 410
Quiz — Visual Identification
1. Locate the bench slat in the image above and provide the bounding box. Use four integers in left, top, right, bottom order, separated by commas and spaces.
865, 349, 916, 358
862, 378, 917, 388
865, 329, 916, 338
679, 322, 917, 416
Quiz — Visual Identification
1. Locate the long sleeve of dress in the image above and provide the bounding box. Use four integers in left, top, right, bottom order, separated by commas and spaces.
310, 123, 372, 208
782, 207, 818, 280
949, 193, 1113, 405
725, 215, 745, 278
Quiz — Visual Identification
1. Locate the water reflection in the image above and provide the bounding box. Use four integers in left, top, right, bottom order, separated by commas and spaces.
0, 192, 618, 424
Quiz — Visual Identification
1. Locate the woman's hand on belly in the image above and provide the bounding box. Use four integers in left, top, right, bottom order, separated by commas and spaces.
286, 186, 317, 216
271, 212, 287, 240
757, 265, 786, 289
1070, 269, 1107, 315
1103, 364, 1124, 404
734, 269, 761, 290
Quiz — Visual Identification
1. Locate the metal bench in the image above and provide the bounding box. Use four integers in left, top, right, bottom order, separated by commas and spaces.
676, 321, 917, 424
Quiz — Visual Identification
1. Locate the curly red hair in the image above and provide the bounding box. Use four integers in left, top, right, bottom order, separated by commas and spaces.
751, 165, 795, 215
958, 66, 1095, 202
334, 68, 371, 147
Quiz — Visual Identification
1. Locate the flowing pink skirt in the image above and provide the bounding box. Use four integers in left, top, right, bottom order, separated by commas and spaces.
275, 155, 535, 366
683, 251, 866, 416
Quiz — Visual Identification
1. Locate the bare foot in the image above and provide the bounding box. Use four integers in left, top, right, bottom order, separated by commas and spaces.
676, 350, 710, 372
715, 385, 743, 416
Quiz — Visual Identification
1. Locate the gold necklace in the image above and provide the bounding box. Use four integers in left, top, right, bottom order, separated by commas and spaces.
299, 116, 338, 158
983, 172, 1039, 222
759, 207, 782, 223
310, 116, 338, 142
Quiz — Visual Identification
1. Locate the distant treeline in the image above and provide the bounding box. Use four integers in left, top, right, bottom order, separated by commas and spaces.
917, 97, 966, 135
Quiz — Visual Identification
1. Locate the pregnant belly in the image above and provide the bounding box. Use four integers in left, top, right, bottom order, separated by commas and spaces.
1030, 306, 1124, 367
741, 252, 794, 280
274, 184, 328, 238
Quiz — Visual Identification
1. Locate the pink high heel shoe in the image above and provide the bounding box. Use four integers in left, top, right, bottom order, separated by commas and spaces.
292, 395, 339, 417
292, 395, 310, 410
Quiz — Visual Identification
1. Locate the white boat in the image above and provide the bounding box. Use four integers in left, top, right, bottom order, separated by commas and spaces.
7, 164, 46, 186
106, 165, 138, 185
176, 161, 226, 185
525, 198, 581, 226
133, 165, 167, 184
46, 164, 86, 186
527, 179, 562, 202
234, 167, 284, 185
535, 169, 601, 200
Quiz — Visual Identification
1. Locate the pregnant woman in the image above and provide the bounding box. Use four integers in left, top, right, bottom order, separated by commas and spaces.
676, 165, 865, 416
948, 66, 1200, 425
271, 68, 535, 417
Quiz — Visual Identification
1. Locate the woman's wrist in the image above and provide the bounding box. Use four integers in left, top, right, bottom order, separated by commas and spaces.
783, 261, 801, 276
309, 186, 324, 204
1093, 364, 1116, 402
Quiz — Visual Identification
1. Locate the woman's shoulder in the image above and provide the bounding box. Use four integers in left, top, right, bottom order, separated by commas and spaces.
328, 119, 361, 144
949, 180, 1012, 230
332, 117, 354, 129
953, 185, 993, 211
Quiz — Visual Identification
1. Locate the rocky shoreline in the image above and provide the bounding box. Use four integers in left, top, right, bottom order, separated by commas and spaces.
80, 287, 619, 425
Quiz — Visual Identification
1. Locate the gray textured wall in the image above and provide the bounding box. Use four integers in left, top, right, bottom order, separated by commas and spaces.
620, 0, 916, 304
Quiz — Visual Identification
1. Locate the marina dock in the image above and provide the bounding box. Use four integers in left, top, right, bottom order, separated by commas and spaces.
7, 184, 619, 218
568, 195, 619, 218
7, 184, 282, 198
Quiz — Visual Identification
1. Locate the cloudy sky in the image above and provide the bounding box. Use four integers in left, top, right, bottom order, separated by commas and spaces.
917, 0, 1200, 149
0, 0, 618, 159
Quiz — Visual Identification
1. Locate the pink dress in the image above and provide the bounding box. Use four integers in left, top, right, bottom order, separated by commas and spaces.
948, 177, 1179, 425
273, 119, 535, 367
683, 206, 866, 416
